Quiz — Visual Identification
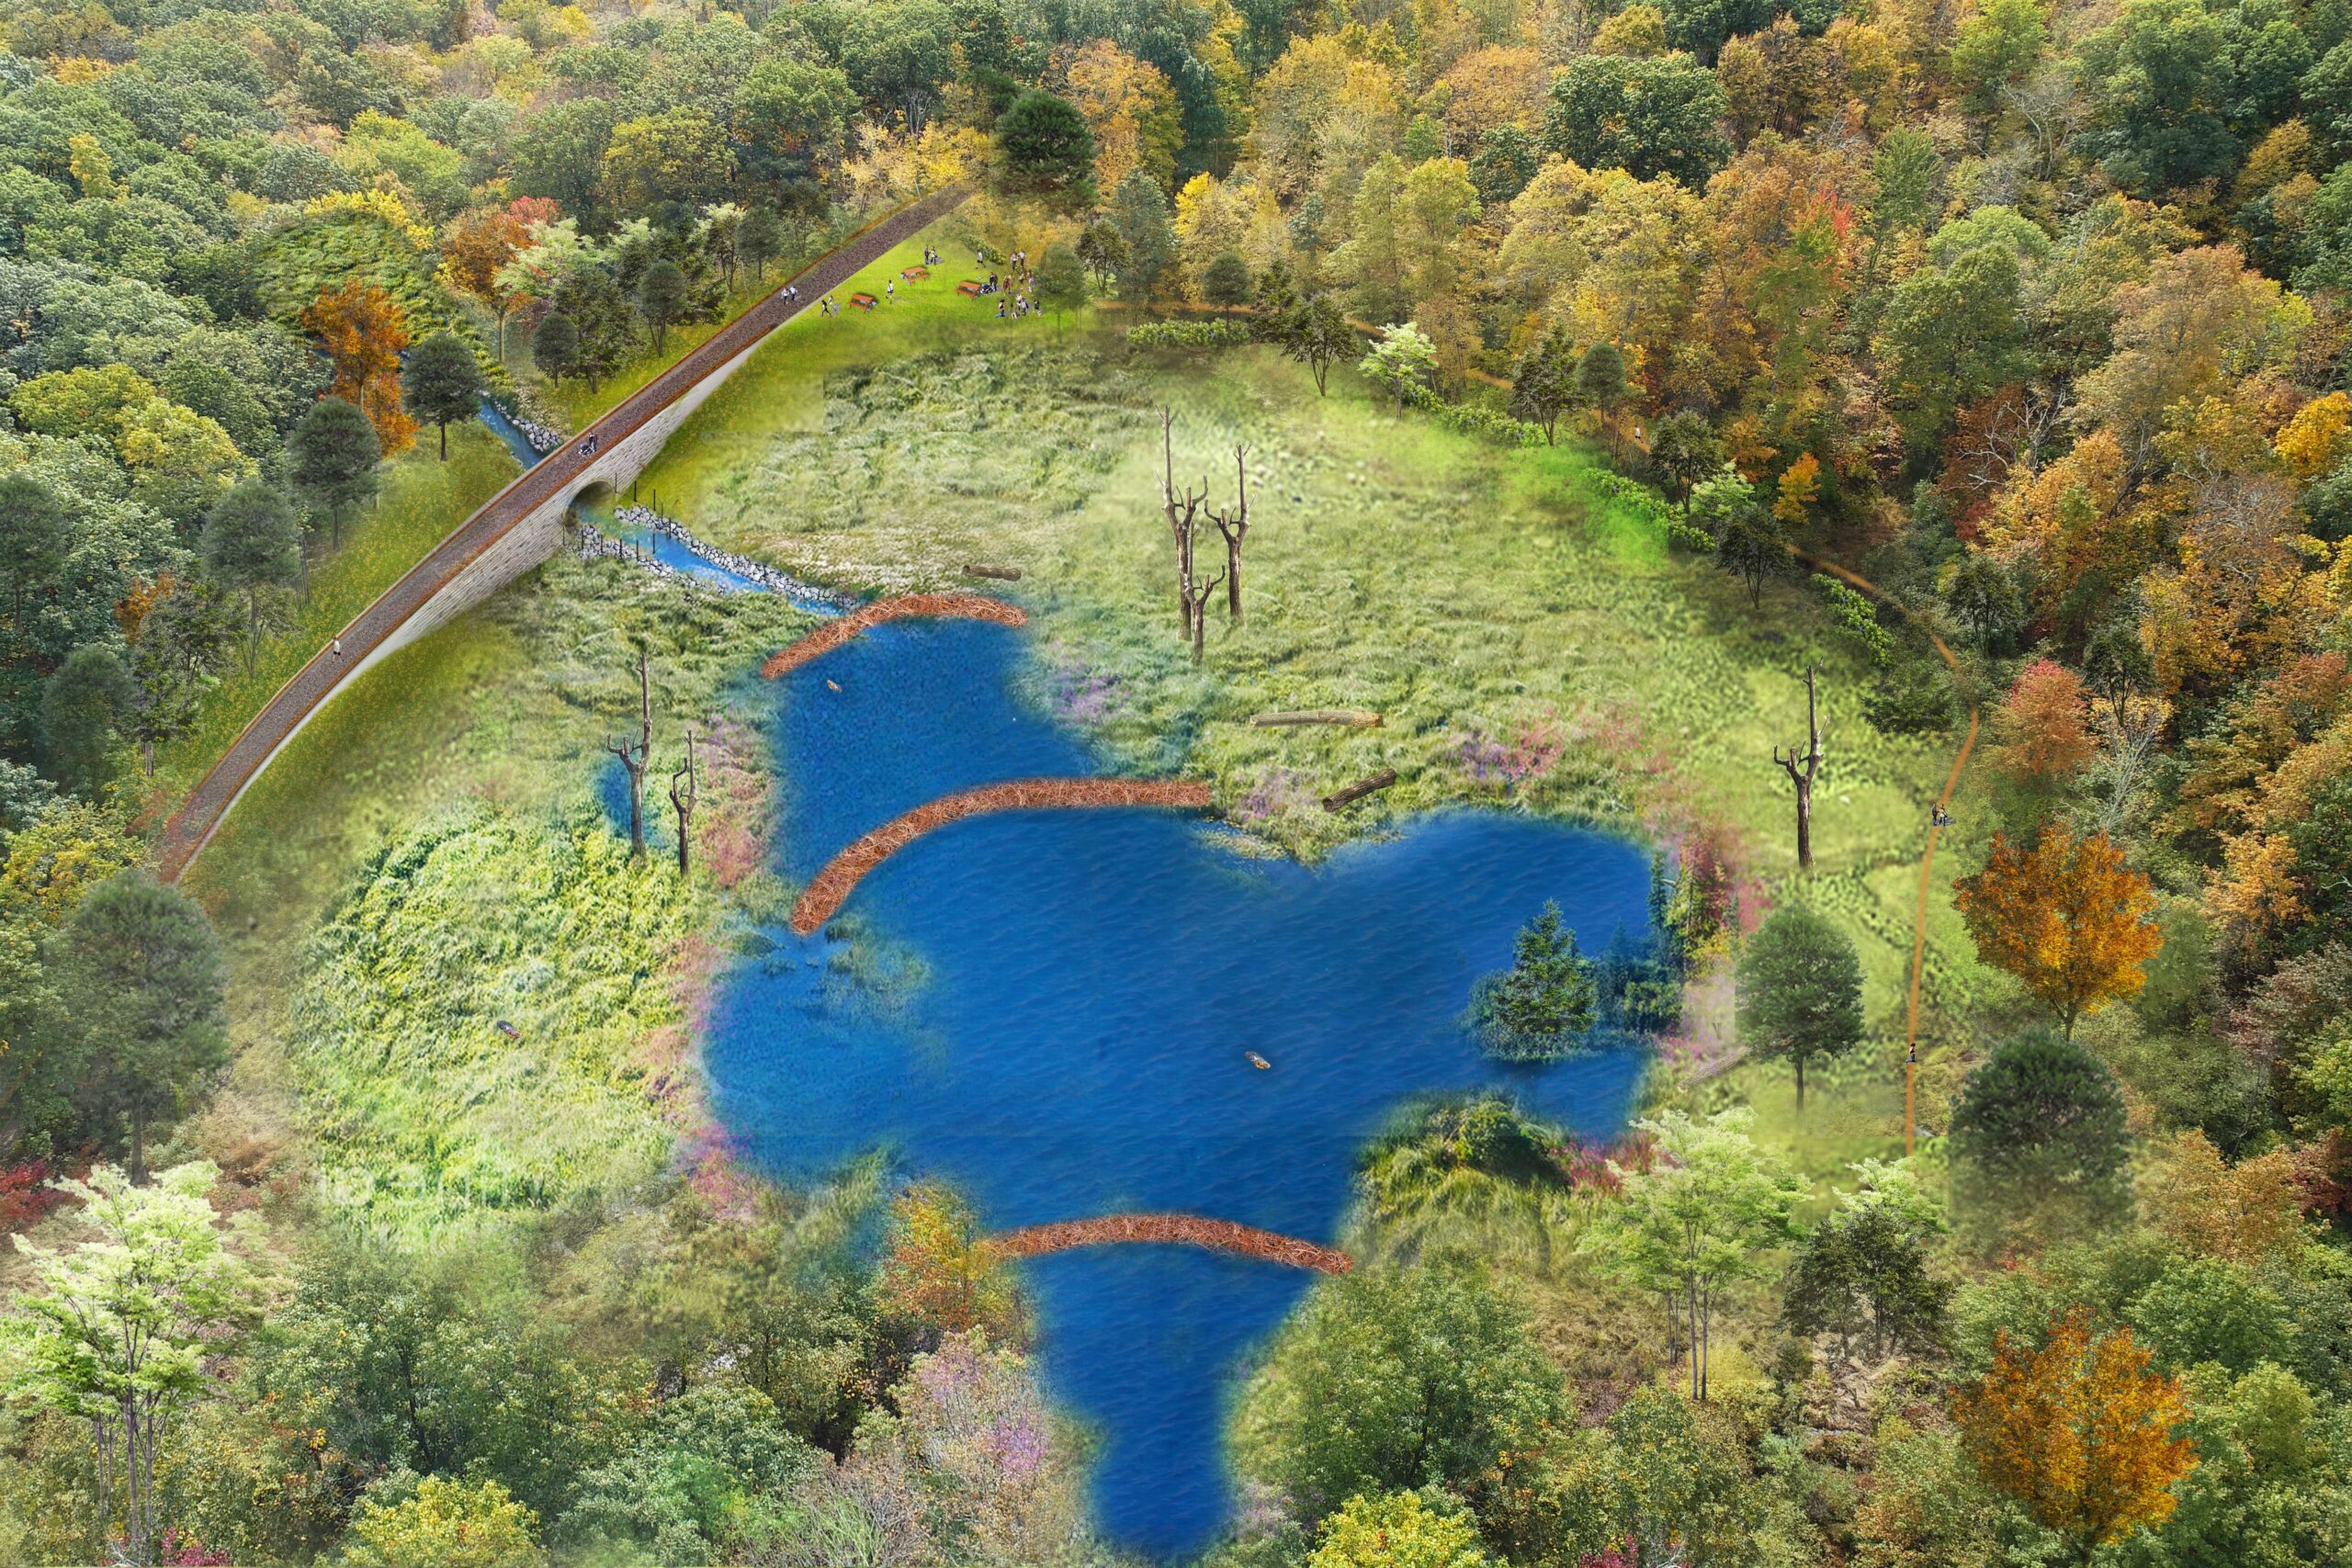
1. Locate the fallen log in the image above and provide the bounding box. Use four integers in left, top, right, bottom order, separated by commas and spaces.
1322, 768, 1398, 813
1250, 708, 1383, 729
962, 563, 1023, 581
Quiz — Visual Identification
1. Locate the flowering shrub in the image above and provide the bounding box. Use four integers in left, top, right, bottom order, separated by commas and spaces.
1453, 709, 1566, 789
1235, 768, 1317, 821
0, 1160, 63, 1234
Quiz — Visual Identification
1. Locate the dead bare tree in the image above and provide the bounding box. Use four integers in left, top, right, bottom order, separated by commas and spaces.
1161, 409, 1208, 637
1211, 443, 1250, 622
1183, 564, 1227, 663
1773, 666, 1823, 871
606, 646, 651, 861
669, 725, 699, 874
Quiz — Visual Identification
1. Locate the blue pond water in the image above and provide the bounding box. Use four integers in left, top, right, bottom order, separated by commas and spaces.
704, 619, 1654, 1558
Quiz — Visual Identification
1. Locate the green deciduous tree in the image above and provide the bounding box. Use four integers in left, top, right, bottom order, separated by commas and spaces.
0, 474, 69, 644
1873, 244, 2030, 454
39, 645, 135, 797
198, 480, 301, 674
1736, 904, 1865, 1109
1782, 1189, 1951, 1367
1034, 243, 1088, 322
1106, 168, 1178, 302
1237, 1257, 1567, 1524
400, 332, 481, 460
1692, 467, 1786, 605
1543, 52, 1731, 187
995, 91, 1097, 206
1280, 295, 1355, 396
48, 870, 227, 1180
2, 1162, 260, 1568
1647, 411, 1723, 508
1509, 328, 1579, 445
1360, 322, 1437, 408
532, 312, 580, 383
637, 259, 688, 355
1581, 1107, 1806, 1400
1949, 1027, 2133, 1244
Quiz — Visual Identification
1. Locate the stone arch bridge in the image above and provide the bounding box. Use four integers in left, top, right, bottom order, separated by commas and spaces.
153, 184, 972, 882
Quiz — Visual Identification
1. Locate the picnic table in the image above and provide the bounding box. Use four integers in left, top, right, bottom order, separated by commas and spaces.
956, 279, 984, 297
902, 265, 930, 279
848, 292, 877, 310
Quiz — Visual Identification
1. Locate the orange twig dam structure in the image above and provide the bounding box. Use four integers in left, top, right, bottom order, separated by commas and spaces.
991, 1213, 1352, 1273
789, 777, 1213, 933
762, 593, 1028, 678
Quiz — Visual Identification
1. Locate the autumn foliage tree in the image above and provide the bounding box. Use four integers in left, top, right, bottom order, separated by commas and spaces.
1956, 826, 2164, 1038
876, 1184, 1018, 1342
300, 278, 417, 456
438, 203, 535, 358
1992, 660, 2097, 789
1956, 1306, 2196, 1563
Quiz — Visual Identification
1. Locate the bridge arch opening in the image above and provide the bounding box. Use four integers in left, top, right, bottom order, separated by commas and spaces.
568, 479, 618, 519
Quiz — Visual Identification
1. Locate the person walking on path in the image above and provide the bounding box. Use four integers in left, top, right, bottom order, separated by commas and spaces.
331, 637, 343, 658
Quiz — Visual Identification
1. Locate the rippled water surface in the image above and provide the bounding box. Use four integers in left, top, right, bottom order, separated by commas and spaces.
707, 618, 1654, 1556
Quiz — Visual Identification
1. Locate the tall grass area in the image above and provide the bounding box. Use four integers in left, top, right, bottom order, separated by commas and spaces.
185, 549, 818, 1242
631, 299, 1989, 1168
139, 428, 519, 823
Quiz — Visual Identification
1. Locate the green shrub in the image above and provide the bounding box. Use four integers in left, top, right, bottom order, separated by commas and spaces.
1126, 317, 1254, 349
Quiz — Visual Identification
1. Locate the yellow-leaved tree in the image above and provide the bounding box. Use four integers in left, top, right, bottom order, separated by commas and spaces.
1955, 825, 2163, 1038
1956, 1306, 2195, 1563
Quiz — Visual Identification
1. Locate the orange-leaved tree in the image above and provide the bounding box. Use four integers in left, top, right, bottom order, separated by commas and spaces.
301, 277, 417, 457
437, 203, 534, 359
1992, 659, 2096, 788
1955, 824, 2162, 1038
1956, 1305, 2195, 1563
876, 1183, 1018, 1339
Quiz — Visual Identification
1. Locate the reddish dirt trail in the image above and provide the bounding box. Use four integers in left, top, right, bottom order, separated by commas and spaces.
1792, 548, 1982, 1083
788, 777, 1212, 934
762, 593, 1027, 678
990, 1213, 1352, 1273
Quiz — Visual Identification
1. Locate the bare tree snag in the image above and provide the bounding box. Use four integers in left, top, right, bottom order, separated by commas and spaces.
1773, 665, 1823, 870
1184, 565, 1227, 663
961, 563, 1024, 581
1161, 409, 1207, 638
1212, 444, 1250, 622
669, 725, 699, 875
1322, 768, 1398, 812
606, 646, 652, 862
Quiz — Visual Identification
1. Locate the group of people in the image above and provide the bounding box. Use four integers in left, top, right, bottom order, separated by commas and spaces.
973, 245, 1040, 320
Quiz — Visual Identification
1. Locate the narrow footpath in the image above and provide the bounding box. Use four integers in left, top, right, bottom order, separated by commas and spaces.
1795, 549, 1981, 1134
